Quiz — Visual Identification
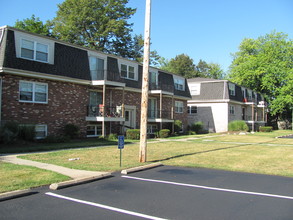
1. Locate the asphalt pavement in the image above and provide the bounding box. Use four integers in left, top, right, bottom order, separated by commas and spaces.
1, 166, 293, 220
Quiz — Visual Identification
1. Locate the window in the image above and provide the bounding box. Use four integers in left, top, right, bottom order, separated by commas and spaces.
229, 105, 235, 115
35, 125, 47, 139
121, 64, 136, 80
174, 78, 185, 91
229, 83, 235, 96
175, 101, 183, 113
247, 90, 252, 100
87, 125, 102, 137
149, 71, 158, 87
147, 124, 157, 134
241, 87, 246, 98
89, 56, 104, 80
190, 84, 201, 95
19, 81, 48, 103
188, 106, 197, 114
21, 39, 48, 62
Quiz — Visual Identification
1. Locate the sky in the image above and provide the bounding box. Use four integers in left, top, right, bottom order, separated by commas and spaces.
1, 0, 292, 72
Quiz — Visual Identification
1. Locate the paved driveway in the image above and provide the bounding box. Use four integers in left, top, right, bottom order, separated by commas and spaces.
1, 166, 293, 219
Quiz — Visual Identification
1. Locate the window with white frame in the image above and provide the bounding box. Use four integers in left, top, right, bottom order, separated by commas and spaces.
89, 56, 104, 80
35, 125, 47, 139
173, 76, 185, 91
229, 105, 235, 115
87, 125, 102, 137
229, 83, 235, 96
175, 101, 184, 113
188, 106, 197, 114
247, 90, 252, 100
121, 64, 135, 80
19, 81, 48, 103
147, 124, 157, 134
21, 39, 48, 62
190, 83, 201, 95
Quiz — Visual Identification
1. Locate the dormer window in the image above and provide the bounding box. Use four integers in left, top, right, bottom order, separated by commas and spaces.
21, 39, 48, 62
173, 76, 185, 91
229, 83, 235, 96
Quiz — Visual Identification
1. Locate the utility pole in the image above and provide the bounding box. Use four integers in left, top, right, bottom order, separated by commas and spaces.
139, 0, 151, 163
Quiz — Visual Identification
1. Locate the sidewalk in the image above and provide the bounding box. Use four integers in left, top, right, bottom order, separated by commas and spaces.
1, 154, 108, 179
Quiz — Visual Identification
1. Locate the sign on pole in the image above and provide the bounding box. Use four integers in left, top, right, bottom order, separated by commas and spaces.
118, 135, 124, 167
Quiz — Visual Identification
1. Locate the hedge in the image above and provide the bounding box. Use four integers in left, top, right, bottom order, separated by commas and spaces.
126, 129, 140, 140
259, 126, 273, 132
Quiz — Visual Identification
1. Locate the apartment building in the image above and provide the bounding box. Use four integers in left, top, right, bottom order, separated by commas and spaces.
187, 78, 267, 133
0, 26, 191, 139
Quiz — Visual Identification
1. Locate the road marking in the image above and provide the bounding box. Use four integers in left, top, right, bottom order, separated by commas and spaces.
122, 176, 293, 201
45, 192, 167, 220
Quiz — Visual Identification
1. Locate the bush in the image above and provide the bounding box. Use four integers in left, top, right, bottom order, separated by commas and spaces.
107, 133, 118, 141
174, 120, 182, 133
126, 129, 140, 140
228, 120, 249, 132
64, 124, 80, 139
0, 121, 19, 144
259, 126, 273, 132
191, 121, 204, 134
19, 125, 36, 141
43, 135, 70, 143
158, 129, 170, 138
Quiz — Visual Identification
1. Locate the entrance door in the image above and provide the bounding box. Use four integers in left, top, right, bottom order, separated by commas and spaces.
123, 106, 136, 132
89, 91, 102, 116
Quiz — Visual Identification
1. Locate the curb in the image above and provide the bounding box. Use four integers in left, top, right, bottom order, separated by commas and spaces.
121, 162, 163, 175
49, 172, 112, 190
0, 189, 35, 201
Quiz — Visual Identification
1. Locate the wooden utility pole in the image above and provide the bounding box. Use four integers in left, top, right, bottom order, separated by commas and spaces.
139, 0, 151, 163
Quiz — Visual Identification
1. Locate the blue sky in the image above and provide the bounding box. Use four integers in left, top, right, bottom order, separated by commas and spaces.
1, 0, 292, 72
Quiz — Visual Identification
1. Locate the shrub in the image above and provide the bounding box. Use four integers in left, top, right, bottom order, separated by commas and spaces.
188, 130, 196, 135
64, 124, 80, 139
44, 135, 70, 143
174, 120, 183, 133
228, 120, 249, 132
107, 133, 118, 141
191, 121, 204, 134
126, 129, 140, 140
19, 125, 36, 141
259, 126, 273, 132
0, 121, 19, 144
158, 129, 170, 138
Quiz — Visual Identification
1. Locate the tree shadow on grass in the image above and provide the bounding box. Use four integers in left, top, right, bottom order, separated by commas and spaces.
149, 143, 252, 163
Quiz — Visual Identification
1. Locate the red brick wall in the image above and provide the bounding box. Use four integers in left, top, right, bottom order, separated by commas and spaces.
1, 74, 89, 136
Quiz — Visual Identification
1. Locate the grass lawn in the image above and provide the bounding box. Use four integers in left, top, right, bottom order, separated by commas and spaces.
0, 162, 69, 193
1, 130, 292, 193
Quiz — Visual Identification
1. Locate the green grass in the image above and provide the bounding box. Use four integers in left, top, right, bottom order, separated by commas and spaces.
0, 162, 69, 193
1, 130, 292, 193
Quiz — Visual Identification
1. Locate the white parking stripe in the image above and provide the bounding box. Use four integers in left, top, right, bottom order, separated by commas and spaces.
122, 175, 293, 200
45, 192, 167, 220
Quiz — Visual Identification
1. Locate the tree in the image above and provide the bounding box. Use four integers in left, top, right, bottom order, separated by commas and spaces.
51, 0, 136, 58
228, 31, 293, 116
14, 15, 51, 36
131, 34, 161, 66
160, 54, 197, 78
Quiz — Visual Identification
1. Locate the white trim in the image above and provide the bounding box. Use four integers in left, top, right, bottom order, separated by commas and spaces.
1, 67, 91, 85
19, 80, 48, 104
14, 31, 55, 64
35, 124, 47, 139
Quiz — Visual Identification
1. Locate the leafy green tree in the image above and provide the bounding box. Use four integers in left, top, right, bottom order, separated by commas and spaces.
160, 54, 197, 78
228, 31, 293, 116
14, 15, 51, 36
52, 0, 136, 58
131, 34, 161, 66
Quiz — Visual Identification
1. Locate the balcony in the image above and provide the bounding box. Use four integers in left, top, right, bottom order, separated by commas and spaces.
86, 105, 125, 122
147, 109, 174, 123
91, 70, 125, 87
243, 115, 266, 122
149, 82, 174, 95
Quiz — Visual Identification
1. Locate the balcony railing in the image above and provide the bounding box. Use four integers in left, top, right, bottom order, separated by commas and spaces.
91, 70, 125, 83
243, 115, 265, 122
149, 82, 174, 93
148, 110, 173, 119
87, 105, 123, 118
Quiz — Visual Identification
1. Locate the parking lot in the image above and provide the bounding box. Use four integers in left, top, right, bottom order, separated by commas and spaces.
1, 166, 293, 219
